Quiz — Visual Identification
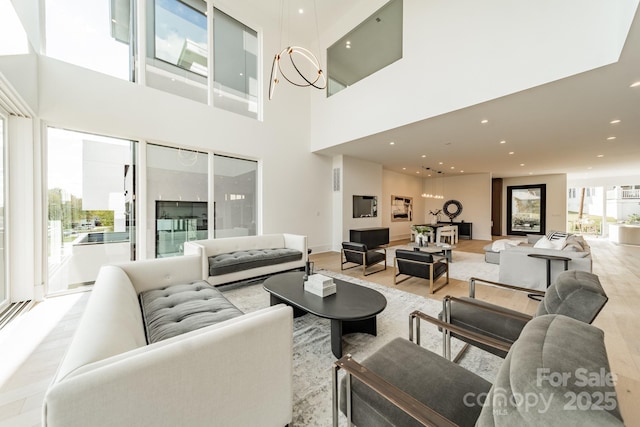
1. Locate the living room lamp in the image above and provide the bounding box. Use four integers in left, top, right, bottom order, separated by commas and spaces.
268, 0, 326, 100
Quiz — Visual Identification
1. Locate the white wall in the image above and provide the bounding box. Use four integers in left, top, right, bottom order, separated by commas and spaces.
341, 156, 383, 246
502, 174, 567, 235
385, 171, 494, 242
310, 0, 638, 150
382, 169, 423, 241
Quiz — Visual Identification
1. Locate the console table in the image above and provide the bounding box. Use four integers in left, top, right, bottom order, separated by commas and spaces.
349, 227, 390, 248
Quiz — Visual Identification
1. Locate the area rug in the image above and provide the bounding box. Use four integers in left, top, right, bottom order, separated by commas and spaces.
388, 245, 499, 282
222, 272, 502, 426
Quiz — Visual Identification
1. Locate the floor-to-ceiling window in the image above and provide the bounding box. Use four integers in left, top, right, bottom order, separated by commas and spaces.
213, 155, 257, 238
0, 117, 6, 309
47, 128, 136, 294
147, 144, 208, 258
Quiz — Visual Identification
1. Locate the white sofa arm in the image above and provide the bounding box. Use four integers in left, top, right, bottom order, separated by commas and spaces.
43, 305, 294, 427
283, 233, 308, 259
115, 255, 204, 294
183, 241, 209, 281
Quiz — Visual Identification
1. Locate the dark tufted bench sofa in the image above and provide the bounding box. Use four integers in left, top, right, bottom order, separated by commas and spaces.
184, 233, 307, 286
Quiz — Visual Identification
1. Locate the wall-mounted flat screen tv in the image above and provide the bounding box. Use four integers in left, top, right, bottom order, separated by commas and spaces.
353, 195, 378, 218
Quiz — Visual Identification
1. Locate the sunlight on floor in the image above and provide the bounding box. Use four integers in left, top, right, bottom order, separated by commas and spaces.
0, 293, 83, 389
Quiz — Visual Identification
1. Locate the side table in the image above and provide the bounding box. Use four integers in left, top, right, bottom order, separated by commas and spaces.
527, 253, 571, 300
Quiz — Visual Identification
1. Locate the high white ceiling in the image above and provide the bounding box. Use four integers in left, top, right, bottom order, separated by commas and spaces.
257, 0, 640, 181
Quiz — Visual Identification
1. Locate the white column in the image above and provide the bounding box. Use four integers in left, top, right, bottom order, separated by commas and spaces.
8, 115, 36, 301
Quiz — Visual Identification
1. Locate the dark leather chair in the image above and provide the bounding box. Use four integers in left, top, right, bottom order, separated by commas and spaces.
333, 314, 623, 427
341, 242, 386, 276
394, 249, 448, 294
440, 270, 608, 361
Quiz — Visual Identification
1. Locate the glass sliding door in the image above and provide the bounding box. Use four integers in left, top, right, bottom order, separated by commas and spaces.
147, 144, 208, 258
213, 155, 257, 238
47, 128, 136, 294
0, 117, 6, 309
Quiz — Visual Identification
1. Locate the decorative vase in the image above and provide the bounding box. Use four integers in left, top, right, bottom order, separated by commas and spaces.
417, 234, 424, 247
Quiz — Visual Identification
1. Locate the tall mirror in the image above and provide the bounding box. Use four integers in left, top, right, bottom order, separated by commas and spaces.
507, 184, 546, 235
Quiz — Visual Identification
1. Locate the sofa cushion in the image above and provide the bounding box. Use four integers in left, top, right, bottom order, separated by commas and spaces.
208, 248, 303, 276
139, 281, 243, 343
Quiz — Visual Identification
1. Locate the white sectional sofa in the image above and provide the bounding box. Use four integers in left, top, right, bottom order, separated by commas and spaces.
43, 255, 294, 427
497, 234, 592, 291
184, 233, 307, 286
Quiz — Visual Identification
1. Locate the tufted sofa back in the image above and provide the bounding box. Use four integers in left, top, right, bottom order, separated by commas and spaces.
536, 270, 608, 323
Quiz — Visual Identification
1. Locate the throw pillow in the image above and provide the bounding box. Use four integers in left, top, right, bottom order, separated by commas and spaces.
533, 236, 566, 250
546, 230, 571, 241
527, 234, 544, 244
562, 243, 583, 252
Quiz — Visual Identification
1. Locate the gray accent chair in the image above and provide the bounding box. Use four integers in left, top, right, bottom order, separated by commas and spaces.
333, 314, 624, 426
441, 270, 608, 360
393, 249, 449, 294
341, 242, 387, 276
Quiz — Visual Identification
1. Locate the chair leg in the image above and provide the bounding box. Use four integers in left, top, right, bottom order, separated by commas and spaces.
332, 364, 339, 427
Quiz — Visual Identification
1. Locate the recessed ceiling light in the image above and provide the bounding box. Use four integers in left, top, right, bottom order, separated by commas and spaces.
610, 119, 621, 124
450, 166, 455, 169
460, 170, 464, 173
607, 136, 616, 140
298, 8, 304, 14
439, 162, 443, 165
481, 119, 489, 124
500, 140, 506, 144
389, 141, 395, 145
509, 151, 514, 155
529, 172, 533, 175
416, 171, 420, 174
520, 163, 525, 166
421, 154, 426, 158
402, 167, 406, 170
597, 154, 604, 158
631, 81, 640, 88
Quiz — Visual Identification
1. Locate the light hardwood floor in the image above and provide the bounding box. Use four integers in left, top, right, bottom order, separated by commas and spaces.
0, 237, 638, 426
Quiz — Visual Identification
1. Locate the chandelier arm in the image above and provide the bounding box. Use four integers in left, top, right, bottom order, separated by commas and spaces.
287, 50, 322, 87
288, 49, 326, 89
268, 53, 281, 100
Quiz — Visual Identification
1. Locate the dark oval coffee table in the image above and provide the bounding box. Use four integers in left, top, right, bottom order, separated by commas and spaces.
263, 271, 387, 358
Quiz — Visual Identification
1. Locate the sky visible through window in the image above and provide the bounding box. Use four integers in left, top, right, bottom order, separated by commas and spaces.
155, 0, 208, 75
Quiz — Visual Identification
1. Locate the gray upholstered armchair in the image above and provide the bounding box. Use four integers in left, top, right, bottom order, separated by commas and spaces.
394, 249, 449, 294
440, 270, 608, 361
333, 314, 623, 426
341, 242, 387, 276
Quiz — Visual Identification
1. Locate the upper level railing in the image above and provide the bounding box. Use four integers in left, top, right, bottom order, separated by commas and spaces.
607, 188, 640, 200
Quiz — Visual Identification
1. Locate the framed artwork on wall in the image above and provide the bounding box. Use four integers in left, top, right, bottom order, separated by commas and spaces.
507, 184, 546, 235
391, 195, 413, 222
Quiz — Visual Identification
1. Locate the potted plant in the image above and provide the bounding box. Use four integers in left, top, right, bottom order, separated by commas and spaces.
411, 225, 433, 247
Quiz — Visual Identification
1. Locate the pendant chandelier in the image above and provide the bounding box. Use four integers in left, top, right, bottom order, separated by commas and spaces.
421, 167, 444, 199
268, 0, 327, 100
